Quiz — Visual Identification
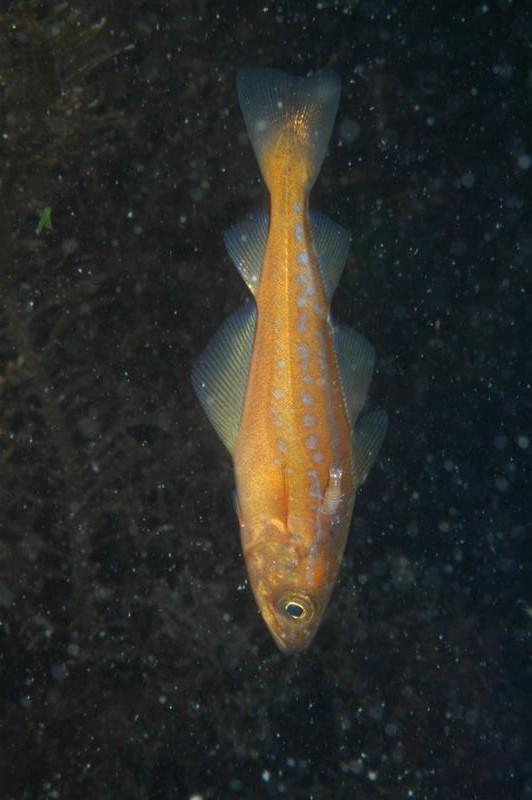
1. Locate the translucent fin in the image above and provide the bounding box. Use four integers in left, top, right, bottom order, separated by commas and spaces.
191, 301, 256, 454
237, 67, 341, 190
311, 211, 351, 300
352, 409, 388, 488
334, 324, 376, 424
225, 209, 350, 299
224, 210, 268, 296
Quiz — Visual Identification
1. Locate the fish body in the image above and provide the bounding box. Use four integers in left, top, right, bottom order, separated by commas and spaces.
192, 68, 387, 652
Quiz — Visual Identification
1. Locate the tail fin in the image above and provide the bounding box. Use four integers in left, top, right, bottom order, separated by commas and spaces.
236, 67, 340, 191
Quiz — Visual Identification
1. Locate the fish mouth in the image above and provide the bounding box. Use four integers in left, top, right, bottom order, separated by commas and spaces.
268, 618, 320, 654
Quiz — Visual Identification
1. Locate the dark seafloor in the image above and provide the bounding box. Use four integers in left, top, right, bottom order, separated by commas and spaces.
0, 1, 530, 798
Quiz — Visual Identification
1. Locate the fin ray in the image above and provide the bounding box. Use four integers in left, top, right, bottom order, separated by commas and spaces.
335, 325, 376, 424
237, 67, 341, 190
311, 211, 351, 299
191, 302, 256, 453
224, 211, 268, 295
352, 409, 388, 487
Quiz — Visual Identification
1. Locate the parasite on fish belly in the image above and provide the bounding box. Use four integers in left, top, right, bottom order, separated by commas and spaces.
191, 67, 388, 654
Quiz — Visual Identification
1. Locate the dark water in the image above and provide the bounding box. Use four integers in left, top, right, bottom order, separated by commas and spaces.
0, 1, 530, 798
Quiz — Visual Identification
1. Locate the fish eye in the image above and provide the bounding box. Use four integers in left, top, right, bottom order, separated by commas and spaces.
286, 601, 305, 619
278, 593, 314, 623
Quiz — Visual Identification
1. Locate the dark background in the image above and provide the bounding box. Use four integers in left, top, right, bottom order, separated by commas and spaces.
0, 1, 530, 798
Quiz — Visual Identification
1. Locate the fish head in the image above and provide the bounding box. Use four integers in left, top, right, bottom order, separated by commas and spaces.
240, 513, 347, 654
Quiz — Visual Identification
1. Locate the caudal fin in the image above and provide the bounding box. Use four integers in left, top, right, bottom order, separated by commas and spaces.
236, 67, 340, 191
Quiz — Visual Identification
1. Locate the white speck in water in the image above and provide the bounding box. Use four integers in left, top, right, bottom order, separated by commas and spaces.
495, 476, 509, 492
461, 171, 475, 188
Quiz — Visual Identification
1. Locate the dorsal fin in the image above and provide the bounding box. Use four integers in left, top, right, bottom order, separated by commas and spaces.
224, 209, 349, 299
224, 211, 268, 295
311, 211, 350, 300
191, 301, 256, 453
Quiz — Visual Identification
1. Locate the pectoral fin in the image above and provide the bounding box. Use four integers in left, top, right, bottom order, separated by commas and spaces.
191, 301, 256, 453
352, 409, 388, 488
335, 324, 376, 424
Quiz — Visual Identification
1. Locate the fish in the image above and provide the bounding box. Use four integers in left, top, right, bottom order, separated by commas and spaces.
192, 67, 388, 653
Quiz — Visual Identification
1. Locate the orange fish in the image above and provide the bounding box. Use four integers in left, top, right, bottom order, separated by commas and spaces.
192, 67, 387, 653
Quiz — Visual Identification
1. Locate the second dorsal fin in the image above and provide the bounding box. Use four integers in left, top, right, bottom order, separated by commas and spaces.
224, 210, 349, 300
223, 210, 268, 295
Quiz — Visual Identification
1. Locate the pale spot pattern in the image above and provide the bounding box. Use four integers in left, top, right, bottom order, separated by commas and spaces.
296, 314, 308, 333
